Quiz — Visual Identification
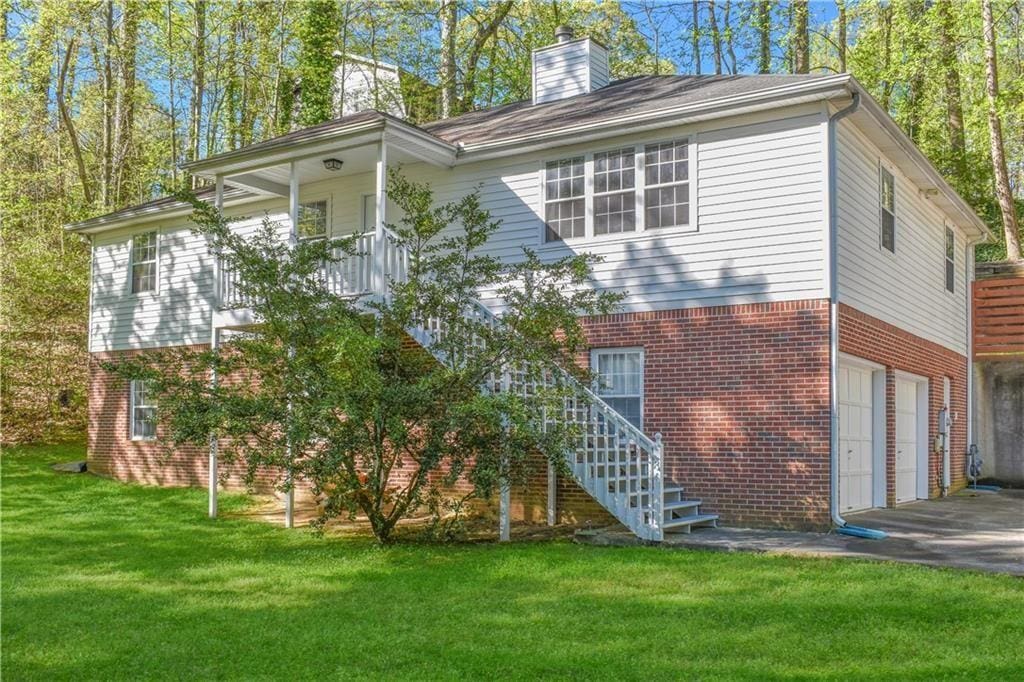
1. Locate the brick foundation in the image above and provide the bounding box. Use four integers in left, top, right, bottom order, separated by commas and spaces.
838, 304, 969, 501
87, 299, 969, 532
581, 300, 833, 529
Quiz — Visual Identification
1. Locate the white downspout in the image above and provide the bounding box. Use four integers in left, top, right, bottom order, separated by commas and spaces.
209, 175, 224, 519
827, 92, 862, 532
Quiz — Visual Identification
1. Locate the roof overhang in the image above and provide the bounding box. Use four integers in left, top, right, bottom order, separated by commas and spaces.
840, 77, 992, 242
64, 186, 262, 234
182, 117, 457, 181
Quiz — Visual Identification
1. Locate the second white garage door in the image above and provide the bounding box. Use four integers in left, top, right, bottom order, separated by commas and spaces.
895, 378, 920, 504
839, 364, 874, 513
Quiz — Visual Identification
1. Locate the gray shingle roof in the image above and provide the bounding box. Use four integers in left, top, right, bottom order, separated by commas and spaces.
421, 74, 828, 146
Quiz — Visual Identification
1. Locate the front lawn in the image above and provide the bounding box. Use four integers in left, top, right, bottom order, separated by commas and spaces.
2, 444, 1022, 680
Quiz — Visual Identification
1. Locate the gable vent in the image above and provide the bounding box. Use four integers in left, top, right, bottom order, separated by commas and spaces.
532, 27, 609, 105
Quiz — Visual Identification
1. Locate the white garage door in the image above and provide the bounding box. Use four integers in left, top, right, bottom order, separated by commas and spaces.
839, 364, 874, 513
895, 378, 919, 504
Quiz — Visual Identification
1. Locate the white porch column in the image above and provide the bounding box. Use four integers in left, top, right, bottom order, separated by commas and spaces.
374, 140, 387, 297
284, 161, 298, 527
209, 175, 224, 519
288, 160, 300, 243
546, 461, 557, 526
499, 368, 511, 542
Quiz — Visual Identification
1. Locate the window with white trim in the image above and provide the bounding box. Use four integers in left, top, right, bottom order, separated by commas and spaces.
644, 140, 691, 230
297, 199, 329, 239
592, 348, 643, 429
361, 194, 375, 232
593, 148, 636, 235
130, 231, 158, 293
544, 157, 585, 241
130, 379, 157, 440
945, 226, 955, 293
880, 167, 895, 252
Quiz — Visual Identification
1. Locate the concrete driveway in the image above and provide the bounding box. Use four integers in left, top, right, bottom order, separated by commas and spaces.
582, 488, 1024, 575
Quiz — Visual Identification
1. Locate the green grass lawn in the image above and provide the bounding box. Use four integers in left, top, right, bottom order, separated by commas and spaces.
3, 444, 1023, 680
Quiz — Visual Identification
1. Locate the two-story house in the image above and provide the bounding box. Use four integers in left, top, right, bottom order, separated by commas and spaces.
67, 28, 991, 540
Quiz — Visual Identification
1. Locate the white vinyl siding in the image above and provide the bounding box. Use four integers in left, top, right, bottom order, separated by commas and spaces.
130, 231, 158, 293
836, 119, 968, 354
402, 107, 829, 313
130, 379, 156, 440
592, 348, 643, 429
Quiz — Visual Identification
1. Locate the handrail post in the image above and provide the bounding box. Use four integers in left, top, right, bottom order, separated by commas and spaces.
650, 433, 664, 541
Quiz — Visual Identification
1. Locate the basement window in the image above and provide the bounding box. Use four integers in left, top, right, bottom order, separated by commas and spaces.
880, 167, 895, 253
130, 231, 158, 293
130, 379, 157, 441
945, 227, 955, 293
592, 348, 644, 429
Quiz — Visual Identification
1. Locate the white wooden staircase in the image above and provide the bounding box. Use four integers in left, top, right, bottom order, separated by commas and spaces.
218, 231, 718, 541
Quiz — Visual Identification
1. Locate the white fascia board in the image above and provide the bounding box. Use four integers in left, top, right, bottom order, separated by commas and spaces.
843, 77, 992, 242
64, 191, 264, 234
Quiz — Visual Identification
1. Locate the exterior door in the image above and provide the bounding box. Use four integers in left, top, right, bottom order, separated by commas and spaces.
895, 378, 919, 503
839, 364, 874, 513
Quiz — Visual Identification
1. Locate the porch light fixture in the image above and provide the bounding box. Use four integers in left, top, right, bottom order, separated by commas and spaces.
322, 158, 344, 171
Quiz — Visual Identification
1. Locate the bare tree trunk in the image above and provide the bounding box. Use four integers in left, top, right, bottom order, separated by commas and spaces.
723, 0, 737, 74
166, 0, 178, 185
189, 0, 206, 188
101, 1, 114, 207
880, 3, 894, 109
440, 0, 456, 118
457, 1, 514, 114
837, 0, 847, 72
691, 0, 701, 75
113, 0, 139, 206
56, 37, 93, 205
792, 0, 809, 74
982, 0, 1022, 260
707, 0, 722, 74
757, 0, 771, 73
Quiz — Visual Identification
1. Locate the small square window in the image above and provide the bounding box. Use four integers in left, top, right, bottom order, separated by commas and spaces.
945, 227, 955, 293
880, 168, 895, 253
297, 199, 328, 239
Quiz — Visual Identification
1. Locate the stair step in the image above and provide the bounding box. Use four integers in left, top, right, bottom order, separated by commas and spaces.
663, 499, 701, 512
662, 513, 719, 533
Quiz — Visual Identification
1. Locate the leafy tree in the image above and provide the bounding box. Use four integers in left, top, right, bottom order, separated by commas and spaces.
296, 0, 339, 126
105, 173, 619, 543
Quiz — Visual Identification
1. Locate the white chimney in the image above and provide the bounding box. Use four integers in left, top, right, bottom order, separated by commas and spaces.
532, 26, 609, 105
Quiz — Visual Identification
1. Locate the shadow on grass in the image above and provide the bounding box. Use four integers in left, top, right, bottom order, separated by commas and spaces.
3, 444, 1023, 680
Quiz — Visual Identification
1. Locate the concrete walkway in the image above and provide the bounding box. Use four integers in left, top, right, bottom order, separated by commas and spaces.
579, 488, 1024, 576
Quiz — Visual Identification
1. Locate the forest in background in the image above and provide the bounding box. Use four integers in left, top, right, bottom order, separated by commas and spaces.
2, 0, 1022, 444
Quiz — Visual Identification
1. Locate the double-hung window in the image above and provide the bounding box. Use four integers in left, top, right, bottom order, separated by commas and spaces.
644, 140, 691, 230
880, 167, 896, 252
297, 199, 329, 239
130, 379, 157, 440
544, 157, 585, 241
131, 231, 158, 294
945, 227, 955, 293
593, 148, 636, 235
592, 348, 644, 429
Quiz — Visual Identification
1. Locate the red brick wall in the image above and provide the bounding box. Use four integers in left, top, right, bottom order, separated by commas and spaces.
581, 300, 833, 530
88, 345, 282, 491
838, 304, 969, 500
